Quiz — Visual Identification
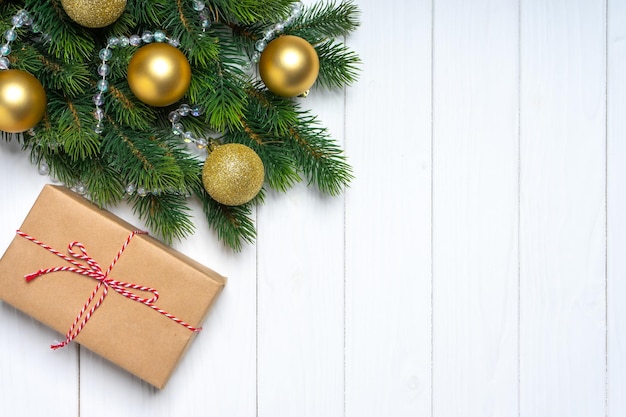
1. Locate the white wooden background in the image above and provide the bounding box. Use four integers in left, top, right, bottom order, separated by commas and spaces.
0, 0, 623, 416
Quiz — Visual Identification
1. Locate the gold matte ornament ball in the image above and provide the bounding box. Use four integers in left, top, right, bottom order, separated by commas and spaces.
0, 70, 46, 133
127, 43, 192, 107
61, 0, 127, 28
259, 35, 320, 97
202, 144, 265, 206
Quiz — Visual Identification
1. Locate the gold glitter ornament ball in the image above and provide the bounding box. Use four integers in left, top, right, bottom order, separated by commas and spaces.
0, 70, 46, 133
61, 0, 127, 28
259, 35, 320, 97
202, 144, 265, 206
127, 43, 192, 107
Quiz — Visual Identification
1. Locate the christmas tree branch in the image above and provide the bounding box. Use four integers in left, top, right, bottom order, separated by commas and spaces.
26, 0, 96, 61
287, 111, 352, 195
0, 0, 360, 249
212, 0, 292, 24
196, 184, 257, 251
314, 38, 360, 88
289, 0, 360, 39
130, 191, 196, 244
52, 95, 100, 160
106, 84, 157, 130
81, 157, 126, 206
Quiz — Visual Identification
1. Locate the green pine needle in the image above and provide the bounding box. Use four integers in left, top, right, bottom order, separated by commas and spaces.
196, 184, 257, 252
315, 38, 361, 88
130, 191, 196, 244
1, 0, 360, 249
289, 0, 360, 39
287, 111, 353, 195
212, 0, 293, 24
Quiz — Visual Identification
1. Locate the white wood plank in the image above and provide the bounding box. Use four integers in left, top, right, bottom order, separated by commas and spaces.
0, 3, 621, 416
255, 1, 349, 414
431, 1, 519, 416
0, 139, 79, 416
344, 0, 432, 415
607, 0, 625, 415
79, 206, 257, 417
520, 1, 606, 416
255, 92, 345, 416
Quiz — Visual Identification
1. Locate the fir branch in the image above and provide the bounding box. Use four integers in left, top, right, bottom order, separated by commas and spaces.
287, 111, 353, 195
8, 44, 45, 74
228, 125, 302, 192
0, 0, 359, 250
106, 84, 157, 130
314, 38, 360, 89
30, 138, 83, 189
160, 0, 219, 65
40, 60, 91, 97
288, 0, 360, 39
188, 65, 247, 130
81, 158, 126, 207
100, 124, 188, 193
26, 0, 96, 61
107, 0, 169, 34
195, 183, 257, 251
107, 46, 134, 79
228, 86, 304, 191
124, 0, 169, 27
187, 26, 249, 131
105, 9, 139, 35
129, 191, 196, 244
46, 92, 101, 160
12, 44, 93, 97
245, 82, 300, 135
211, 0, 292, 24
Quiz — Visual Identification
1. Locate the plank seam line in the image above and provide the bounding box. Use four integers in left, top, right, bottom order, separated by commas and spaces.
78, 345, 81, 417
343, 31, 348, 417
255, 205, 259, 417
430, 0, 435, 416
604, 1, 609, 415
517, 0, 522, 416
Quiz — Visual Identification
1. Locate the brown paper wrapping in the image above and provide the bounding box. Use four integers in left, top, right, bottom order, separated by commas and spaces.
0, 185, 226, 389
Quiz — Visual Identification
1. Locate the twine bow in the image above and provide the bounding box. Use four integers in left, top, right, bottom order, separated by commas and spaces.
16, 230, 201, 350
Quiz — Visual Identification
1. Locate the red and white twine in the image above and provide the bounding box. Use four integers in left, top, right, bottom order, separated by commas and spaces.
16, 230, 201, 350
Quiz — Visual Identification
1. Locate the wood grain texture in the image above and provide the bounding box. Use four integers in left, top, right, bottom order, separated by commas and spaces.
607, 0, 625, 415
256, 92, 345, 417
520, 1, 606, 416
1, 1, 625, 416
254, 6, 344, 417
432, 1, 519, 416
0, 139, 80, 417
79, 233, 257, 417
344, 0, 432, 416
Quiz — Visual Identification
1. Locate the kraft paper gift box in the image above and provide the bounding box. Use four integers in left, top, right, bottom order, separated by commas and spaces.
0, 185, 226, 389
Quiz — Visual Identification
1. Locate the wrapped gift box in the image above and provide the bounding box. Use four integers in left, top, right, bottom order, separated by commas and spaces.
0, 185, 226, 389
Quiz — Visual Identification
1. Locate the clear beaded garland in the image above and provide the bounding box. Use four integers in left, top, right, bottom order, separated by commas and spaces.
191, 0, 212, 32
0, 9, 36, 71
93, 30, 182, 134
168, 103, 212, 150
250, 1, 304, 64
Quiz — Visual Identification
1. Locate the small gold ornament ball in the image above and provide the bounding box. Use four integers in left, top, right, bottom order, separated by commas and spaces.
202, 144, 265, 206
259, 35, 320, 97
61, 0, 127, 28
127, 43, 192, 107
0, 70, 46, 133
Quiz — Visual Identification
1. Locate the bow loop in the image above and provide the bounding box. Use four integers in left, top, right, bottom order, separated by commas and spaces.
66, 242, 103, 274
